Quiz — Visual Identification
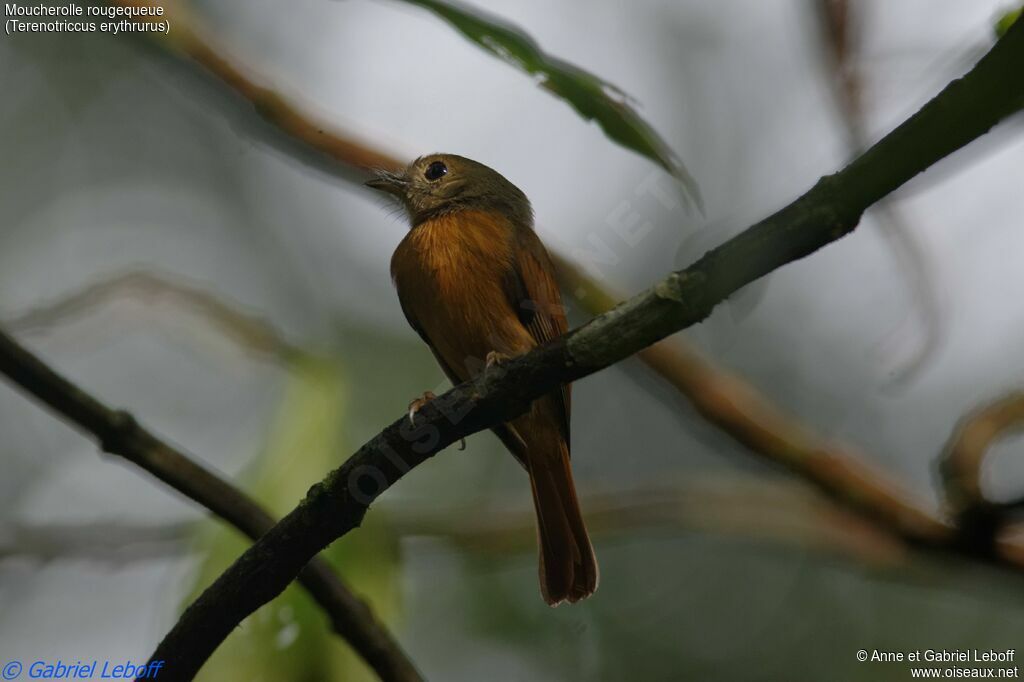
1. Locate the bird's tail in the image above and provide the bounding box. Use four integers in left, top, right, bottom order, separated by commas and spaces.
526, 439, 599, 605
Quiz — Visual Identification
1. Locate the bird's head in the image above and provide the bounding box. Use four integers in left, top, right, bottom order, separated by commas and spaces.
366, 153, 532, 227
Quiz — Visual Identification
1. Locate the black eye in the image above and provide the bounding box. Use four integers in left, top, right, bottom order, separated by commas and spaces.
424, 161, 448, 181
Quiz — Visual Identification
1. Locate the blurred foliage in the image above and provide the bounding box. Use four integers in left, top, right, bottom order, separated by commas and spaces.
456, 533, 1024, 682
995, 6, 1022, 37
186, 354, 402, 682
395, 0, 702, 210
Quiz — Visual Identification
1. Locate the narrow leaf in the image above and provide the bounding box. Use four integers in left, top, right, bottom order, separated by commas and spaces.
395, 0, 703, 211
996, 7, 1022, 38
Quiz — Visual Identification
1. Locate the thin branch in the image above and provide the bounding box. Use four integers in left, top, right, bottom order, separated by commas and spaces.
7, 270, 302, 362
0, 329, 423, 682
106, 0, 403, 180
553, 257, 946, 542
939, 392, 1024, 553
143, 20, 1024, 680
0, 522, 192, 564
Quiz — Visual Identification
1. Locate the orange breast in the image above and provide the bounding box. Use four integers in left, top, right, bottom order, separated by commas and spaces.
390, 210, 535, 381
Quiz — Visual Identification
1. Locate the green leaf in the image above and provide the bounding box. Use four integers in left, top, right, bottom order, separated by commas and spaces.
396, 0, 703, 212
188, 355, 402, 682
995, 7, 1022, 38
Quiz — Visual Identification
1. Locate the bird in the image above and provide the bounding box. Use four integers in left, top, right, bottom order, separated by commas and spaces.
366, 153, 598, 605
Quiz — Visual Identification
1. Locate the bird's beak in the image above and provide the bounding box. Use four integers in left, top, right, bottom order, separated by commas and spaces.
365, 169, 408, 197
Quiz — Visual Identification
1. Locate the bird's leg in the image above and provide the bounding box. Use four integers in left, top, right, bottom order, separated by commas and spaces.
407, 390, 466, 450
407, 391, 437, 426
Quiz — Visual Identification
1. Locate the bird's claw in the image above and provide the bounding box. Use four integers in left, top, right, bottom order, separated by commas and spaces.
408, 390, 467, 450
484, 351, 512, 382
485, 350, 510, 369
408, 391, 437, 426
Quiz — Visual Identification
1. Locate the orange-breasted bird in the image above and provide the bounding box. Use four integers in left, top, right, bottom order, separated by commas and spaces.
367, 153, 598, 605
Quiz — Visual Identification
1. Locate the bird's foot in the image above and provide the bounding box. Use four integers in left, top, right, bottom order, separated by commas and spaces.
483, 351, 513, 385
407, 391, 437, 426
485, 351, 511, 371
407, 390, 466, 450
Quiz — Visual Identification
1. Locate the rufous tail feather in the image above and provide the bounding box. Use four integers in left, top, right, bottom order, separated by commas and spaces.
526, 442, 598, 605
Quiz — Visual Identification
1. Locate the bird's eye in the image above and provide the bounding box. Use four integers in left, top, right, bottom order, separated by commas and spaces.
424, 161, 448, 181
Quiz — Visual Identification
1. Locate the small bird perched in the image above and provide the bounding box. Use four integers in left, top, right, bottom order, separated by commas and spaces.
367, 153, 598, 605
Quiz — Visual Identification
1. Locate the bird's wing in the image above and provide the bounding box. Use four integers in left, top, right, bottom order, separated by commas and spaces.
397, 264, 532, 470
395, 290, 464, 387
504, 226, 572, 449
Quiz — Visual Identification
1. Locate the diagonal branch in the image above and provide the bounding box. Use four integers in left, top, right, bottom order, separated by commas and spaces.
106, 0, 402, 179
143, 19, 1024, 681
0, 329, 423, 682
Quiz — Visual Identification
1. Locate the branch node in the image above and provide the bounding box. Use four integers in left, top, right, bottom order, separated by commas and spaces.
654, 273, 685, 303
100, 408, 140, 453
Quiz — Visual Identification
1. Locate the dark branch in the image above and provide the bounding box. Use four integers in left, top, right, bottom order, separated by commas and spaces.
0, 329, 423, 682
143, 18, 1024, 681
